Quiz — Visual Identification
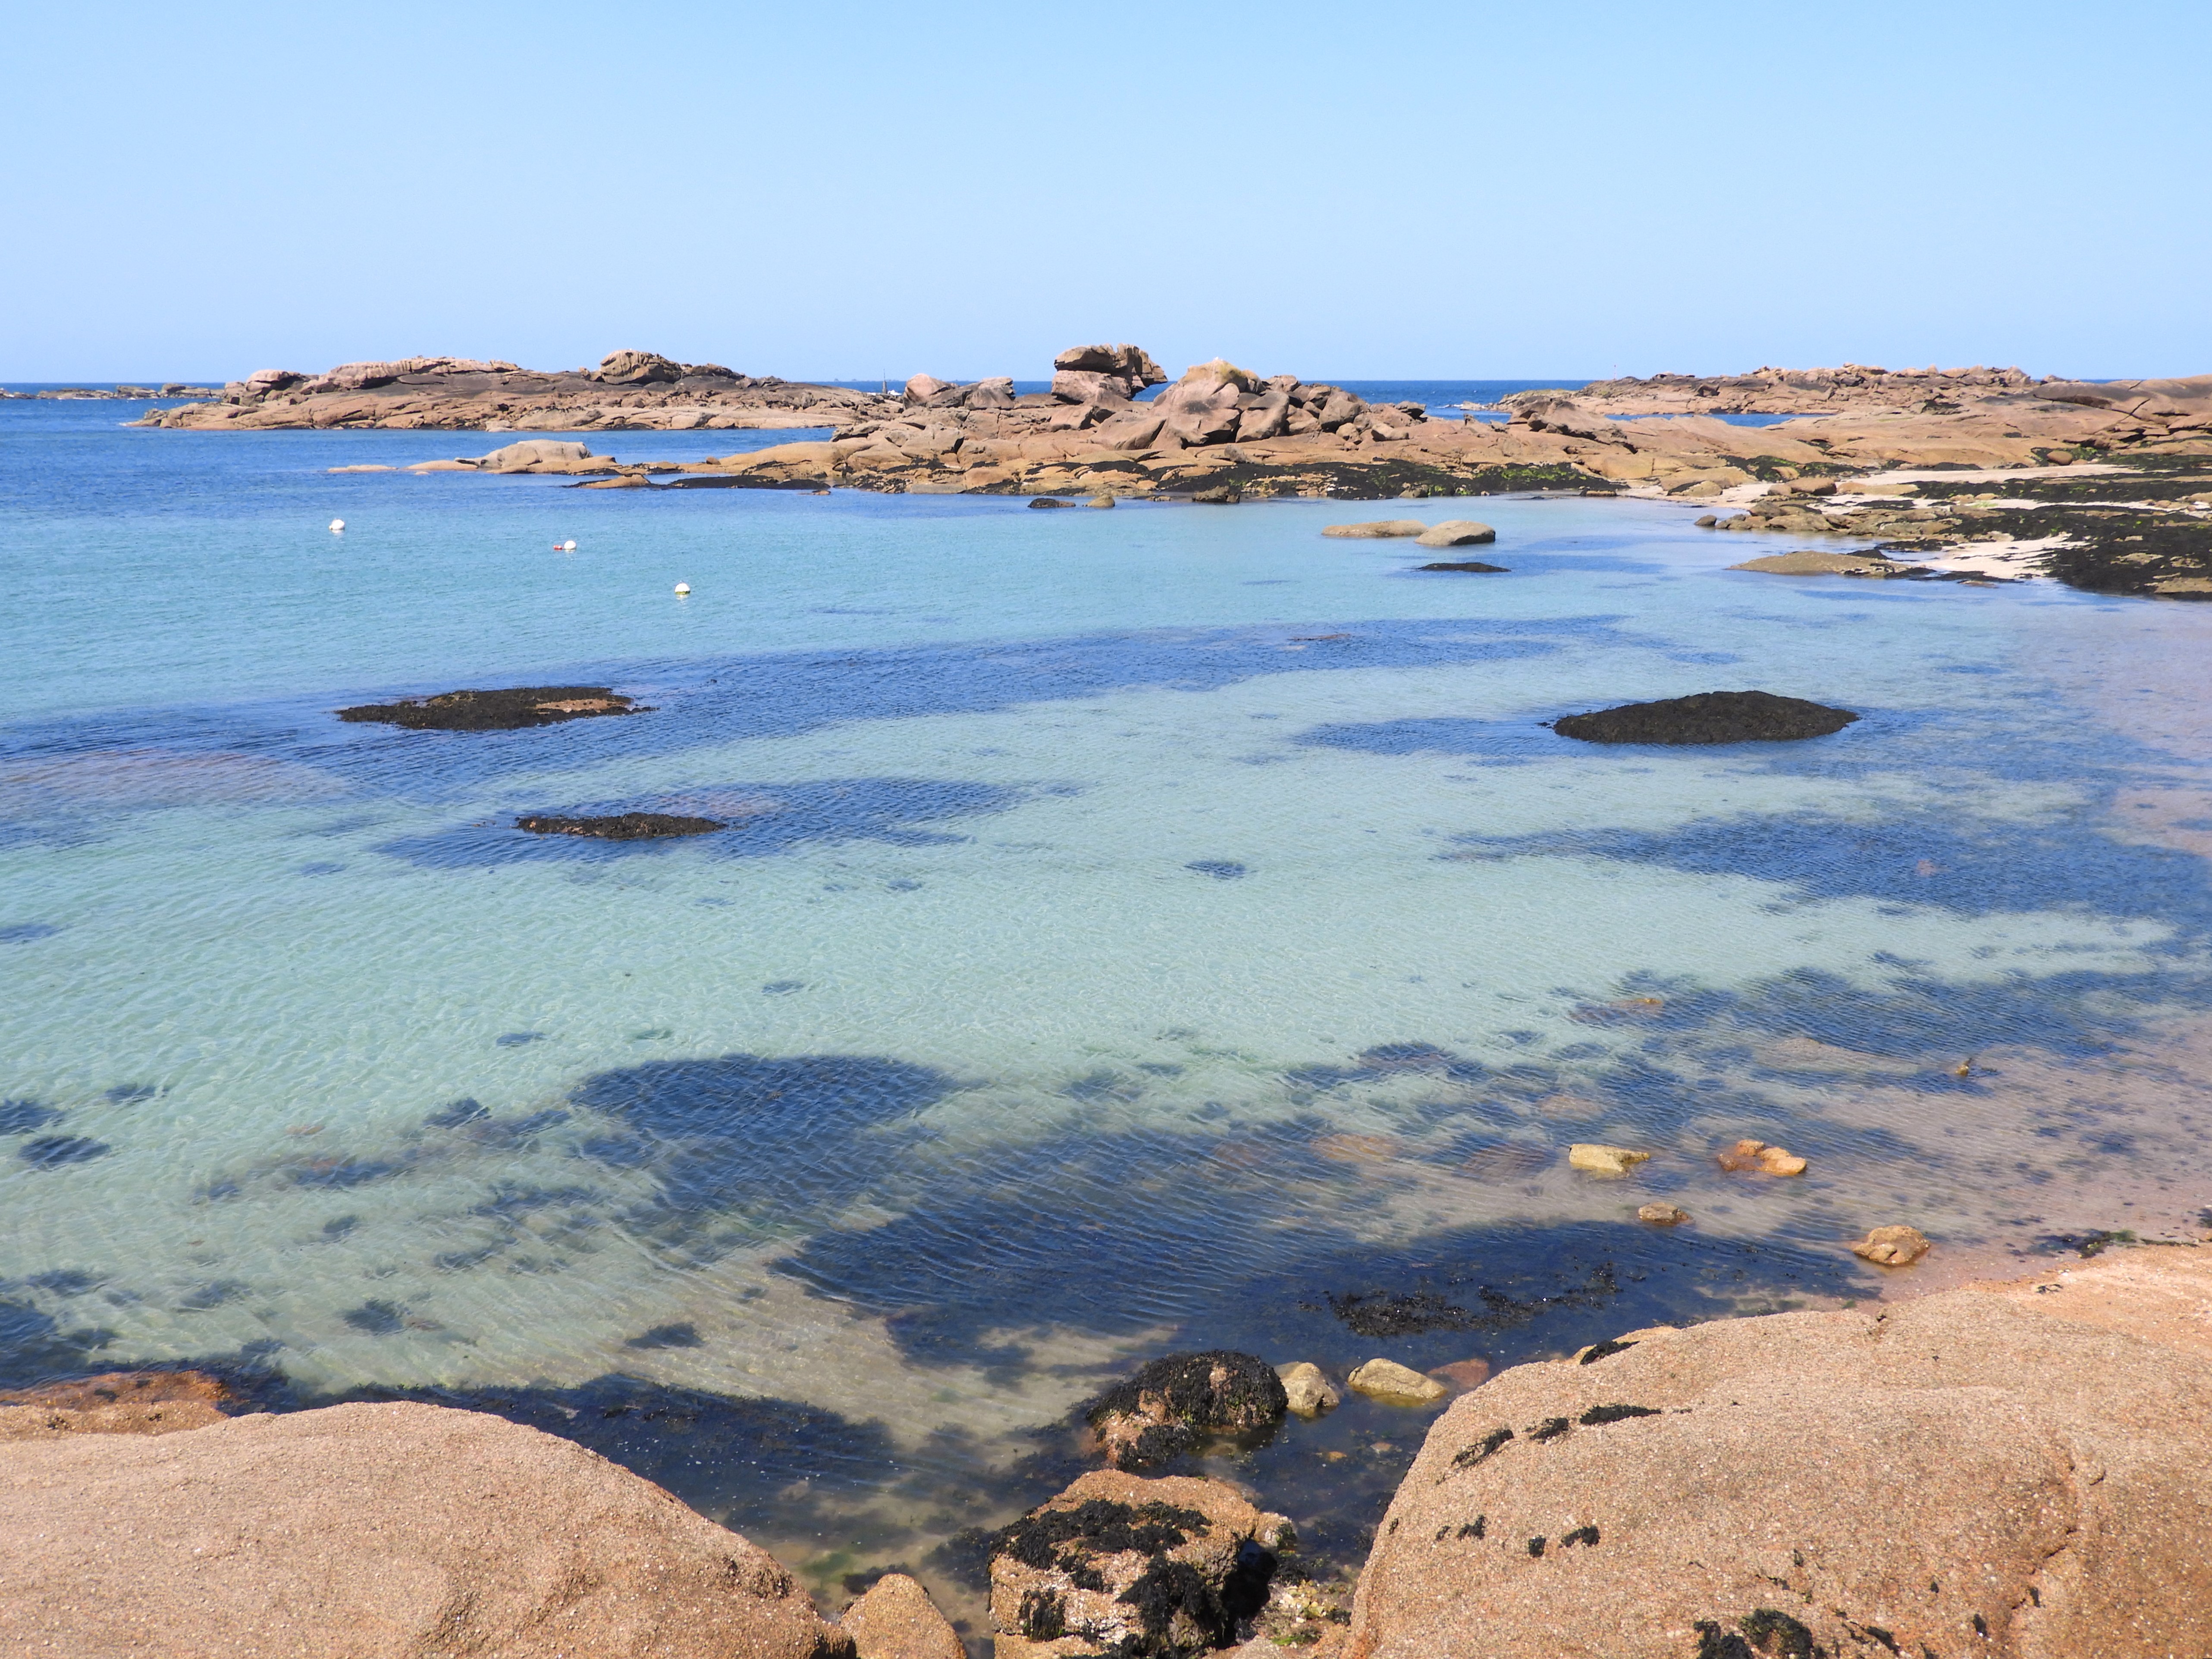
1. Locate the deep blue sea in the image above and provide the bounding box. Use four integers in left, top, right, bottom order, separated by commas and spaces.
5, 393, 2210, 1609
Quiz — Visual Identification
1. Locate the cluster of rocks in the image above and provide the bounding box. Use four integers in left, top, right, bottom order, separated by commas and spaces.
134, 350, 893, 432
1500, 362, 2046, 417
6, 1246, 2209, 1656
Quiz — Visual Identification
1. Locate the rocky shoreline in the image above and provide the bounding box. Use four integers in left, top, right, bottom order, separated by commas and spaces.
5, 1242, 2206, 1656
0, 383, 222, 400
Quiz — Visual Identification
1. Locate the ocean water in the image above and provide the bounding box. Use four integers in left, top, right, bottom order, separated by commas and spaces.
5, 398, 2211, 1617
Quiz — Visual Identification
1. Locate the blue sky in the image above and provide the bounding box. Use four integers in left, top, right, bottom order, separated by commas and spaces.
4, 1, 2206, 381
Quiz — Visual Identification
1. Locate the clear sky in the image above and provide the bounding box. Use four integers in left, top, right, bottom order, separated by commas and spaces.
4, 1, 2207, 383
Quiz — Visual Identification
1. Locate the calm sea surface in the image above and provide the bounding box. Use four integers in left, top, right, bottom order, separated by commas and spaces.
5, 394, 2210, 1615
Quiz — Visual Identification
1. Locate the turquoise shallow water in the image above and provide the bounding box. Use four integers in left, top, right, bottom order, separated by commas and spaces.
5, 400, 2212, 1606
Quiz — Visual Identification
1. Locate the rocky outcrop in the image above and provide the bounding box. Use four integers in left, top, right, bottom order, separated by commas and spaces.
1085, 1351, 1288, 1470
988, 1469, 1293, 1658
1552, 691, 1859, 746
0, 1399, 854, 1659
1344, 1244, 2212, 1659
135, 350, 893, 431
1501, 363, 2046, 417
336, 686, 642, 731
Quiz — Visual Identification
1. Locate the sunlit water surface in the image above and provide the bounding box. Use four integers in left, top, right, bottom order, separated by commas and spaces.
5, 400, 2210, 1624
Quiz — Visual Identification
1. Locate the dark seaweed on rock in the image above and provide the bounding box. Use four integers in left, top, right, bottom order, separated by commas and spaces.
1552, 690, 1859, 746
515, 812, 725, 840
997, 1499, 1209, 1571
1329, 1264, 1620, 1339
1084, 1350, 1288, 1469
336, 687, 641, 731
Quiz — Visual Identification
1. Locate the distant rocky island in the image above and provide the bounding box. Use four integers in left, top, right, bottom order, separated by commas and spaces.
2, 383, 221, 400
131, 351, 891, 431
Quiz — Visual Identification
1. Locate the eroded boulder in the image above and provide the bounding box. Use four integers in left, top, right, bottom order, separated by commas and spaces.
988, 1470, 1290, 1658
1346, 1247, 2212, 1659
0, 1400, 853, 1659
1086, 1352, 1288, 1470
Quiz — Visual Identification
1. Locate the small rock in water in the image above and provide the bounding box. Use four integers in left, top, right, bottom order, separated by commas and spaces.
336, 686, 640, 731
1638, 1201, 1691, 1226
839, 1571, 963, 1659
1568, 1143, 1650, 1177
1430, 1357, 1493, 1391
1347, 1358, 1448, 1406
1852, 1224, 1933, 1267
1028, 496, 1073, 509
1190, 483, 1241, 505
1717, 1138, 1808, 1176
1323, 519, 1427, 538
1084, 495, 1116, 509
1414, 519, 1497, 547
1275, 1361, 1341, 1418
1418, 560, 1509, 572
1085, 1350, 1287, 1469
1553, 690, 1859, 746
515, 813, 726, 840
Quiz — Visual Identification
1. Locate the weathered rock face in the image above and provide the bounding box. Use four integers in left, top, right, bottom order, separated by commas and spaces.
1552, 690, 1859, 746
1086, 1351, 1289, 1470
1345, 1245, 2212, 1659
336, 686, 641, 731
988, 1469, 1292, 1658
135, 352, 892, 431
0, 1400, 854, 1659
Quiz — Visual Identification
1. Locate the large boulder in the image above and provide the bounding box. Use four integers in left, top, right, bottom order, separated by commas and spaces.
596, 349, 683, 385
1345, 1246, 2212, 1659
988, 1469, 1292, 1658
0, 1400, 853, 1659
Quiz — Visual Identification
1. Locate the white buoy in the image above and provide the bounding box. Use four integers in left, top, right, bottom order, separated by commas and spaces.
673, 582, 691, 596
328, 518, 345, 533
562, 539, 577, 552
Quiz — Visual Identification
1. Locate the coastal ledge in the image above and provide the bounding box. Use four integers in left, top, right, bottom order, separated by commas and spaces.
2, 1245, 2206, 1657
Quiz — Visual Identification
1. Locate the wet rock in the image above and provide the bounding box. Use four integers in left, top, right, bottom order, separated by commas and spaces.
1029, 496, 1075, 509
1851, 1224, 1933, 1267
1715, 1139, 1808, 1176
1551, 690, 1859, 746
1414, 520, 1497, 547
1190, 484, 1241, 505
988, 1469, 1286, 1658
1566, 1144, 1649, 1177
1636, 1202, 1690, 1226
1347, 1246, 2212, 1659
0, 1401, 853, 1659
841, 1571, 963, 1659
1322, 520, 1427, 539
1347, 1359, 1448, 1407
337, 686, 642, 731
1430, 1358, 1493, 1392
515, 812, 727, 840
0, 1370, 234, 1442
1086, 1352, 1288, 1470
1275, 1362, 1340, 1418
1416, 561, 1508, 573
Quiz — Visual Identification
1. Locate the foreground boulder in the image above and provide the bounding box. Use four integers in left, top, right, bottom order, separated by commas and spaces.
1552, 690, 1858, 745
0, 1400, 853, 1658
1345, 1245, 2212, 1659
989, 1469, 1291, 1657
840, 1572, 963, 1659
1085, 1351, 1288, 1469
337, 686, 641, 730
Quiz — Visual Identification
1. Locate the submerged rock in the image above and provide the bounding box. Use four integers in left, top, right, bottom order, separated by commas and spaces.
515, 812, 727, 840
1851, 1224, 1933, 1266
1552, 690, 1859, 746
336, 686, 641, 731
1086, 1352, 1288, 1470
988, 1469, 1288, 1659
1275, 1362, 1340, 1418
1566, 1143, 1649, 1176
1346, 1246, 2212, 1659
1416, 560, 1508, 573
1348, 1359, 1448, 1406
1715, 1138, 1808, 1176
0, 1400, 853, 1659
0, 1370, 233, 1442
1636, 1202, 1690, 1226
